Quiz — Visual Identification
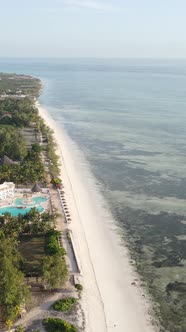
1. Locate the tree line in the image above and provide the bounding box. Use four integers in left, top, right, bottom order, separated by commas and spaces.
0, 209, 68, 324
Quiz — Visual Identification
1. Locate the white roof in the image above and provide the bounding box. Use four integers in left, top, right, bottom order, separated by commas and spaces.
0, 182, 15, 190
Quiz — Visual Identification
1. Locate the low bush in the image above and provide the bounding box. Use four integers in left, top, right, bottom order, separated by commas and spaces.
53, 298, 77, 312
75, 284, 83, 292
43, 318, 78, 332
15, 325, 40, 332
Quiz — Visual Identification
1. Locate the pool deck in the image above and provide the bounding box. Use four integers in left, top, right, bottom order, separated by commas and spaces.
0, 197, 13, 207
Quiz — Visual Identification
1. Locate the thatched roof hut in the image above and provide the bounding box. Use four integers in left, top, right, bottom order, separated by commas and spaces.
0, 155, 15, 165
31, 183, 42, 193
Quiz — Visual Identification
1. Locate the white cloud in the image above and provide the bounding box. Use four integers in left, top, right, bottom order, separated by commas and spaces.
61, 0, 119, 12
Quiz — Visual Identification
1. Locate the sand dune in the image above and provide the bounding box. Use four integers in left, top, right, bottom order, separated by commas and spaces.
38, 103, 157, 332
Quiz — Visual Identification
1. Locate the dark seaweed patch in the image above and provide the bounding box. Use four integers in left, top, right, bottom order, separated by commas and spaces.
113, 206, 186, 331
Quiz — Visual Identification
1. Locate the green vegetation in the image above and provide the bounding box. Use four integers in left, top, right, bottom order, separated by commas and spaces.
0, 73, 41, 96
75, 284, 83, 292
15, 326, 40, 332
45, 230, 66, 256
0, 209, 68, 288
0, 209, 54, 278
0, 75, 60, 183
0, 126, 26, 160
53, 298, 77, 312
15, 325, 25, 332
0, 98, 39, 126
0, 209, 68, 283
1, 209, 53, 238
0, 231, 31, 322
19, 236, 45, 276
0, 99, 46, 184
0, 73, 68, 326
1, 208, 68, 290
0, 88, 61, 183
0, 140, 45, 184
40, 123, 60, 177
51, 177, 62, 188
0, 162, 44, 184
42, 254, 68, 290
43, 318, 78, 332
43, 255, 66, 290
31, 142, 43, 153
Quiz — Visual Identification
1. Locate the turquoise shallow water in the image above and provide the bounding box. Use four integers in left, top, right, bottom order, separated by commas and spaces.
0, 206, 44, 217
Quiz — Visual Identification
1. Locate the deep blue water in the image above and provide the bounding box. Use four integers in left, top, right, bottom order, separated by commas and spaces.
1, 58, 186, 220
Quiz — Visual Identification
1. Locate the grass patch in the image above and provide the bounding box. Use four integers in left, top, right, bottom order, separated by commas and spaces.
43, 318, 78, 332
53, 298, 77, 312
19, 235, 45, 276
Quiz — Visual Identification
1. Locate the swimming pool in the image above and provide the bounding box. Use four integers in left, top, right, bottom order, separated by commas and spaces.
0, 206, 44, 217
15, 196, 47, 206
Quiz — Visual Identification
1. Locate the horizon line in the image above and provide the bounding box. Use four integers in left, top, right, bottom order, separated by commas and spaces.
1, 56, 186, 61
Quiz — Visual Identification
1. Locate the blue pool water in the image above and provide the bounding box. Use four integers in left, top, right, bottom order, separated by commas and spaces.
33, 196, 47, 204
0, 206, 44, 217
15, 196, 47, 206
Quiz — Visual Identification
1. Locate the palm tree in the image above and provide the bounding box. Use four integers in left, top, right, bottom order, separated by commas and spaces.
15, 304, 22, 318
4, 212, 11, 224
6, 319, 13, 332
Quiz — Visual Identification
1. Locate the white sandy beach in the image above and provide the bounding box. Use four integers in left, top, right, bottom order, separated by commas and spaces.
38, 103, 157, 332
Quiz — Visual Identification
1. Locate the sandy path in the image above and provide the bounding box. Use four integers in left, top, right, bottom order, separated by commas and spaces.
38, 103, 158, 332
14, 291, 70, 331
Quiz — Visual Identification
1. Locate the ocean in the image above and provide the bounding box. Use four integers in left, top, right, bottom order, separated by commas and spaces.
0, 58, 186, 330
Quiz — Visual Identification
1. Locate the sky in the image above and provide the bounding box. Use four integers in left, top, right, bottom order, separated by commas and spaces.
0, 0, 186, 58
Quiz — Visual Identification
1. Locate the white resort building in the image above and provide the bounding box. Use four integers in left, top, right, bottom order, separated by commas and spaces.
0, 182, 15, 200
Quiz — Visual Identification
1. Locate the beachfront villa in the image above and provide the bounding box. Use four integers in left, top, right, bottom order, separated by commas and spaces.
0, 182, 15, 200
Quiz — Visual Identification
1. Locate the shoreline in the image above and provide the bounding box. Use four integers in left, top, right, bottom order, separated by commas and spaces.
37, 102, 157, 332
